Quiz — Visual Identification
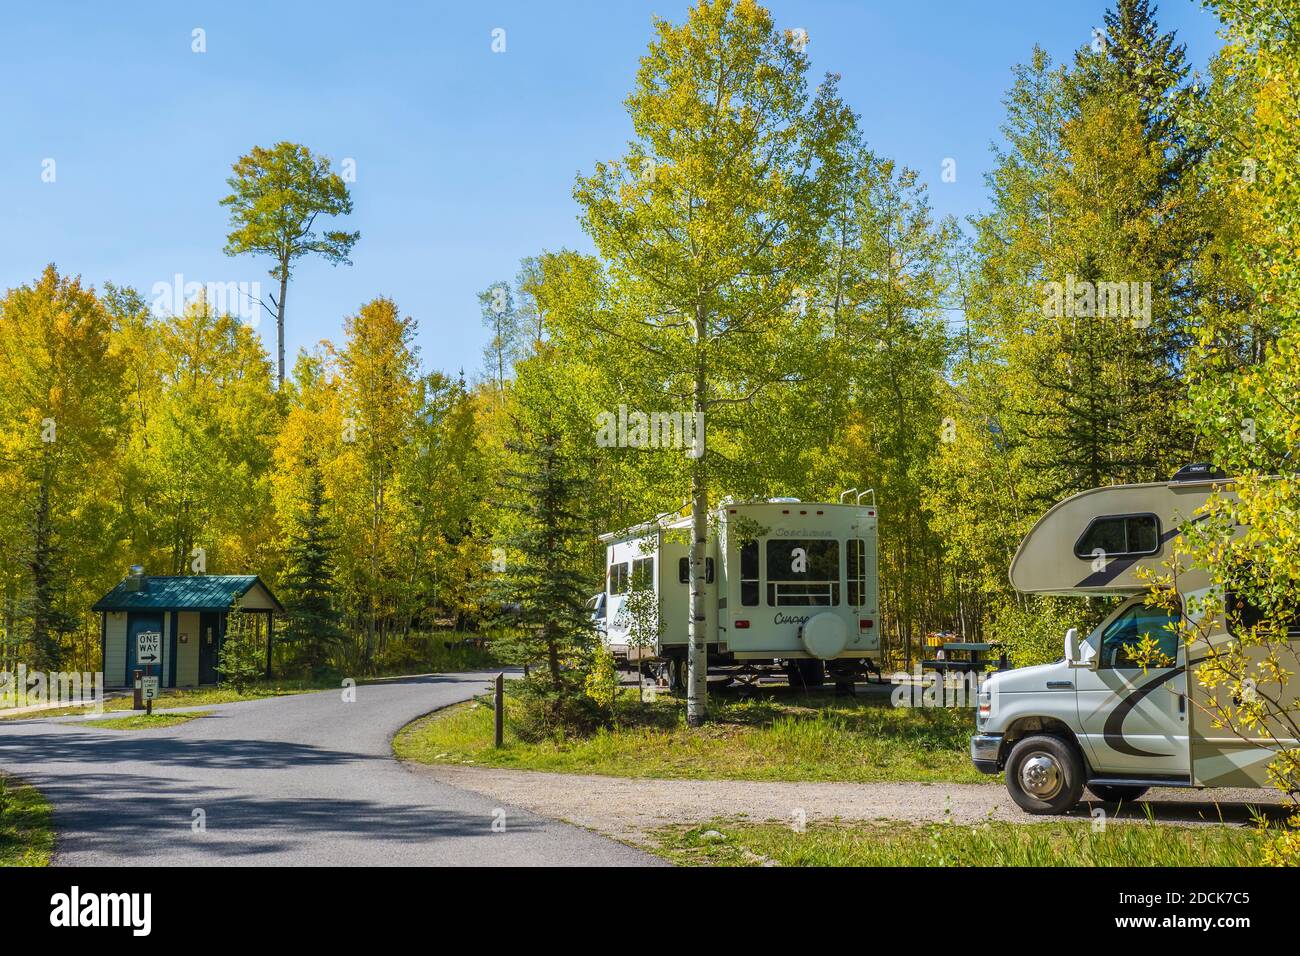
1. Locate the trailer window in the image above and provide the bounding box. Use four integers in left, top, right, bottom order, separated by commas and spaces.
632, 557, 654, 590
1099, 603, 1179, 669
766, 539, 840, 607
608, 562, 629, 595
1073, 514, 1161, 559
677, 557, 715, 584
847, 538, 867, 607
740, 540, 759, 606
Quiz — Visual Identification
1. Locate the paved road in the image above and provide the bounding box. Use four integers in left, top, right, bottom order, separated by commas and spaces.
0, 672, 658, 866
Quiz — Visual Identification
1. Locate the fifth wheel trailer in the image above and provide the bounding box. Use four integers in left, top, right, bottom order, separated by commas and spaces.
970, 464, 1300, 813
598, 496, 880, 688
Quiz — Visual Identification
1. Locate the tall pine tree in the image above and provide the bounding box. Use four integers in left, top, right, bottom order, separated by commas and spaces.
280, 459, 345, 675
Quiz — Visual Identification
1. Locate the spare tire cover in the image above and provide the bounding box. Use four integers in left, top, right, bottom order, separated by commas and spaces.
801, 612, 848, 660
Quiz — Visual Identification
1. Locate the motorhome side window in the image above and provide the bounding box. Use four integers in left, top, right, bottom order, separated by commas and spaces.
847, 538, 866, 606
740, 540, 759, 606
1099, 603, 1179, 668
766, 539, 840, 607
1073, 514, 1161, 559
1225, 587, 1300, 638
677, 557, 715, 584
607, 562, 629, 594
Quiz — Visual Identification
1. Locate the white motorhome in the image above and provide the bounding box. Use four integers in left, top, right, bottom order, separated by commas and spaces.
971, 464, 1300, 814
599, 496, 880, 688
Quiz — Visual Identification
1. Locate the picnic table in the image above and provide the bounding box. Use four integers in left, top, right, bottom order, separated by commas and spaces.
922, 641, 1008, 674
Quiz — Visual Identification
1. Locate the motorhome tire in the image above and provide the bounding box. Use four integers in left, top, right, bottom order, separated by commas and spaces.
1087, 784, 1149, 803
1005, 735, 1085, 815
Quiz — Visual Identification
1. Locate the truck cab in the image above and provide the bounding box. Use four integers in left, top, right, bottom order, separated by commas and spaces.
971, 594, 1189, 813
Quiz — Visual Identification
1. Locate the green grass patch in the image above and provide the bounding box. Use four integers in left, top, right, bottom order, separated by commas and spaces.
0, 774, 54, 867
654, 817, 1268, 867
79, 710, 212, 730
394, 688, 987, 784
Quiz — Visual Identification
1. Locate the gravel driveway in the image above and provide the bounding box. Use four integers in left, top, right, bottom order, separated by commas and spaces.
414, 764, 1289, 846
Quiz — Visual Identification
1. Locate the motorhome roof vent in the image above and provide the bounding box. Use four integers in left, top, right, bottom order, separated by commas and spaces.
1171, 463, 1226, 483
768, 497, 801, 503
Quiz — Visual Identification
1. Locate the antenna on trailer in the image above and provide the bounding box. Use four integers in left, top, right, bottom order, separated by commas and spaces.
856, 489, 875, 506
839, 488, 858, 503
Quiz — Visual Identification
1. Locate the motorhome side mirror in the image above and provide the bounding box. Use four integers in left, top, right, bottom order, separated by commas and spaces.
1065, 627, 1098, 669
1064, 627, 1080, 664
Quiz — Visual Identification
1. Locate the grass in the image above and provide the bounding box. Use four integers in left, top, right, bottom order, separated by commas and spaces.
653, 817, 1269, 867
0, 774, 54, 867
79, 710, 212, 730
394, 687, 988, 784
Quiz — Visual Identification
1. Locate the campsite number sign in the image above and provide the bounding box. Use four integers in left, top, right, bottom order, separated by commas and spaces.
136, 631, 162, 667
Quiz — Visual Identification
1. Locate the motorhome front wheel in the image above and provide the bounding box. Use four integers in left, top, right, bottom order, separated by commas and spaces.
1005, 734, 1085, 815
800, 612, 848, 660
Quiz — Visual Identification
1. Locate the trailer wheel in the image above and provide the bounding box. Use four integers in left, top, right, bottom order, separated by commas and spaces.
1087, 784, 1149, 803
669, 657, 687, 693
1005, 734, 1085, 815
787, 659, 826, 690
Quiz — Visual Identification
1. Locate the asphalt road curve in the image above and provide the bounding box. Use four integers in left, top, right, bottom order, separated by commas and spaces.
0, 672, 657, 866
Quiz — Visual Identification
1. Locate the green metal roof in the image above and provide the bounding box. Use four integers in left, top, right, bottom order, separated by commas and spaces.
93, 575, 283, 612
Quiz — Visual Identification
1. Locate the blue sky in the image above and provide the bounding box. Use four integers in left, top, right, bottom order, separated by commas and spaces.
1, 1, 1225, 379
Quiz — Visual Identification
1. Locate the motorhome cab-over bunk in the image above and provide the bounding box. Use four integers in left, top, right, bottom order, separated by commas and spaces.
597, 495, 880, 689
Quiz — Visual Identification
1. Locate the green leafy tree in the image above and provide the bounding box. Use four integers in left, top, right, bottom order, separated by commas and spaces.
0, 267, 124, 670
552, 0, 856, 722
221, 142, 360, 388
217, 601, 264, 692
1156, 0, 1300, 866
614, 575, 661, 703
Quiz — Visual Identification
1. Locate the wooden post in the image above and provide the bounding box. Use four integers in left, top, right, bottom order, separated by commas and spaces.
494, 672, 504, 748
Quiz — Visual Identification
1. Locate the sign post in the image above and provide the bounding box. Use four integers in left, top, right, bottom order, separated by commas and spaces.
141, 676, 159, 716
136, 631, 162, 714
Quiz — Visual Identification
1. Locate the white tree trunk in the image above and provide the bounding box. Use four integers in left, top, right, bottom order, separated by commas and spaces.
686, 317, 708, 725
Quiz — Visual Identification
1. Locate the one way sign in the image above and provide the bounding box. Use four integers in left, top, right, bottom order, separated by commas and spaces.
136, 631, 162, 666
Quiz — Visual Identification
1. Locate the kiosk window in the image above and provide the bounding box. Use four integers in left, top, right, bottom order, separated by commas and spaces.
677, 557, 715, 584
766, 539, 840, 607
1074, 514, 1161, 559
